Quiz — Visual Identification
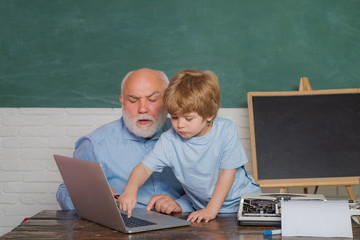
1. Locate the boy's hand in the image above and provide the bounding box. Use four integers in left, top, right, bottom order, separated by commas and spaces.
187, 208, 216, 223
117, 191, 137, 218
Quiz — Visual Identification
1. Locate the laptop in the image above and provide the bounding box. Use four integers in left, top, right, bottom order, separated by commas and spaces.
54, 154, 191, 233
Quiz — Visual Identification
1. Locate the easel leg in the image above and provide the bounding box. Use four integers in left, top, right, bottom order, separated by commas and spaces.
346, 185, 356, 200
346, 186, 360, 223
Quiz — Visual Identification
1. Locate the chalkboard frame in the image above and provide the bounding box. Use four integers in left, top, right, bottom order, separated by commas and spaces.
247, 87, 360, 190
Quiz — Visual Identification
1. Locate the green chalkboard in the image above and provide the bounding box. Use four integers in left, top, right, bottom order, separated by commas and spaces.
1, 0, 360, 107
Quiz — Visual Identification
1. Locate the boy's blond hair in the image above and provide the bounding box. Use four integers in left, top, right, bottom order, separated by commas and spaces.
164, 69, 220, 120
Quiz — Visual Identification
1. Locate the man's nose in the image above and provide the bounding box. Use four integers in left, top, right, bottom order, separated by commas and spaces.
138, 99, 149, 113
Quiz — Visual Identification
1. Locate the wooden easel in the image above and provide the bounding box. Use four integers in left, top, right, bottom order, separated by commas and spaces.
278, 77, 358, 200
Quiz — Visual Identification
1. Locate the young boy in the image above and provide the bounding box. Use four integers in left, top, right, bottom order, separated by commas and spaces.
118, 69, 261, 222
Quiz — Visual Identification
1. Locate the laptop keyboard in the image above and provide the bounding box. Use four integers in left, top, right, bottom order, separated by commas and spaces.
121, 213, 156, 228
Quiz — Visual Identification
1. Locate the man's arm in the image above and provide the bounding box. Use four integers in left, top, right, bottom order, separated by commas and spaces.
118, 163, 153, 218
174, 194, 194, 212
56, 183, 75, 210
187, 168, 236, 222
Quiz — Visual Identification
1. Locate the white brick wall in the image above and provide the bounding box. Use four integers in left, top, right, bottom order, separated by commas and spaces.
0, 107, 121, 236
0, 108, 358, 236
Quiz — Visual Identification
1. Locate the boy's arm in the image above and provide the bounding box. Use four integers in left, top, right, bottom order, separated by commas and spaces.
118, 163, 153, 218
206, 168, 236, 213
187, 168, 236, 222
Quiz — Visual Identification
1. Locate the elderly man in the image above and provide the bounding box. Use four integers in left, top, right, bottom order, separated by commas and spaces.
56, 68, 193, 213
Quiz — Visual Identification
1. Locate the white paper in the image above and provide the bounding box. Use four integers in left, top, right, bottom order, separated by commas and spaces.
281, 200, 353, 238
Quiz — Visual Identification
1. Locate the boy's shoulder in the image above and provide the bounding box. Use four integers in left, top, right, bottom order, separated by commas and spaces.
214, 117, 237, 129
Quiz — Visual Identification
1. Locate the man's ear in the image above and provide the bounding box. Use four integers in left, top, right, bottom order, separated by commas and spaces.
119, 95, 123, 106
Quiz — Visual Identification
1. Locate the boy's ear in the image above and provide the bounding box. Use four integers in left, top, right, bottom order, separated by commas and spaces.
206, 115, 215, 122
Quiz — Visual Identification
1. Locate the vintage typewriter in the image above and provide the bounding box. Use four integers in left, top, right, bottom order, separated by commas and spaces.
237, 193, 326, 226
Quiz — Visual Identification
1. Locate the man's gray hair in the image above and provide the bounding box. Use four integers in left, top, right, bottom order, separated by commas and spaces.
121, 69, 169, 96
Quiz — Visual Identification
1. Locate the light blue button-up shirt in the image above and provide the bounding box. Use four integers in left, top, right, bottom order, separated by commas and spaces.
56, 118, 193, 212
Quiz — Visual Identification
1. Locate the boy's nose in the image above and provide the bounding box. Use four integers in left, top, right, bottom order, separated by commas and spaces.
177, 119, 185, 128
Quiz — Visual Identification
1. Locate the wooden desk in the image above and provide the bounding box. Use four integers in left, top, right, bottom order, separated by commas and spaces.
1, 210, 360, 239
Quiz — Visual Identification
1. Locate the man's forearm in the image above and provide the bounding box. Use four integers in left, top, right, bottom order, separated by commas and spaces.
175, 194, 194, 212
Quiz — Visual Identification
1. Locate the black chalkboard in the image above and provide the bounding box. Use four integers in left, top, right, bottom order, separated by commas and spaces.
248, 89, 360, 184
1, 0, 360, 107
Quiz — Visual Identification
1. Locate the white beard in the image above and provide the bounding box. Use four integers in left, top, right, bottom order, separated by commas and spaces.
122, 108, 167, 138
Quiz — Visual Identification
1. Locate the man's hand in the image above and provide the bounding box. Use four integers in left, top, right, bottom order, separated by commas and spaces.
146, 194, 182, 214
110, 186, 117, 196
187, 208, 216, 223
117, 191, 137, 218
